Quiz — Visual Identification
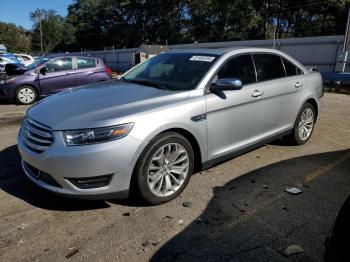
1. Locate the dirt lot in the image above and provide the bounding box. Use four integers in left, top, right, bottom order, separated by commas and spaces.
0, 93, 349, 262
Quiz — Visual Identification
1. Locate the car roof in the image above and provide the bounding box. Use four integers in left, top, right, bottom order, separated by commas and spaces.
167, 47, 239, 55
166, 47, 307, 72
167, 47, 289, 56
46, 55, 101, 60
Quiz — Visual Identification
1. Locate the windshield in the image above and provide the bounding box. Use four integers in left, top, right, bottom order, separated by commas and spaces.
26, 57, 49, 70
123, 52, 219, 91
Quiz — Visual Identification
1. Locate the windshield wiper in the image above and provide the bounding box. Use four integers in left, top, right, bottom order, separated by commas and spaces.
122, 78, 168, 90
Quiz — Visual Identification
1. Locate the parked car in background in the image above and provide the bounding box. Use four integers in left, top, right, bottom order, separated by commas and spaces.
0, 56, 113, 104
1, 53, 24, 65
324, 195, 350, 261
0, 57, 12, 73
0, 56, 25, 73
17, 48, 323, 204
14, 53, 35, 66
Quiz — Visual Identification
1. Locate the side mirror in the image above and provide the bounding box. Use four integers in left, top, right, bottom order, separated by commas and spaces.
39, 67, 47, 75
210, 78, 243, 92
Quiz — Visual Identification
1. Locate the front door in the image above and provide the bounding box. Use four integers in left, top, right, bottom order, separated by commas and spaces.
205, 54, 266, 161
39, 57, 75, 95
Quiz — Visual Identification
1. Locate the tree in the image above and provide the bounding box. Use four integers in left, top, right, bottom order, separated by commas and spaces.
0, 22, 31, 53
30, 9, 74, 53
65, 0, 188, 50
23, 0, 350, 53
186, 0, 266, 42
260, 0, 350, 39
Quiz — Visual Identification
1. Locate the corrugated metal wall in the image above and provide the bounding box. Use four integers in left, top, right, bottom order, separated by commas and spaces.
51, 48, 138, 72
170, 35, 344, 72
51, 35, 345, 72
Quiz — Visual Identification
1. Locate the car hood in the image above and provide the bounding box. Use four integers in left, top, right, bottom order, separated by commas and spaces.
27, 80, 190, 130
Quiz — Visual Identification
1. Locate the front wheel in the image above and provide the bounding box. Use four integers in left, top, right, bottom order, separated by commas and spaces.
15, 86, 37, 105
135, 132, 194, 205
289, 102, 316, 145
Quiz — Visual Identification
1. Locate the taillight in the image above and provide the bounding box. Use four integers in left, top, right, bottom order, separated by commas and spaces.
105, 67, 113, 77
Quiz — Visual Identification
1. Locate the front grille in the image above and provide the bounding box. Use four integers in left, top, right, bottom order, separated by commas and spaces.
23, 161, 62, 188
22, 118, 53, 154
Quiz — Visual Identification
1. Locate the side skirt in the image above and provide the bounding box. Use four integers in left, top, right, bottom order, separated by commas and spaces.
201, 130, 292, 170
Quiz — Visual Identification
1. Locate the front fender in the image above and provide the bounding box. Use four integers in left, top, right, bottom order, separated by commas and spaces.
128, 121, 207, 180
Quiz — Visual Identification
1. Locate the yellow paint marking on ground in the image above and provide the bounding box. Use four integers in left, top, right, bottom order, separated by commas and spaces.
210, 151, 350, 240
304, 151, 350, 183
210, 193, 286, 239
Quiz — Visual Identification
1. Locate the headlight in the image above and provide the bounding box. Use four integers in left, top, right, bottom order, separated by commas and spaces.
62, 123, 134, 146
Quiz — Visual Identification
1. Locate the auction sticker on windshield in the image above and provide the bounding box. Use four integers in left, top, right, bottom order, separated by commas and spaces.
189, 56, 216, 62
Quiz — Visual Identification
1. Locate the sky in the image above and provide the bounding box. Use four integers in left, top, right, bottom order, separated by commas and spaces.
0, 0, 74, 30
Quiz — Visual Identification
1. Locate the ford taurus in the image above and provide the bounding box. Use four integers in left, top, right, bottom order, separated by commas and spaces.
18, 47, 323, 204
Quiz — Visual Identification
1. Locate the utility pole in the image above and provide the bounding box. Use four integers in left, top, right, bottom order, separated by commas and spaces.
336, 7, 350, 72
38, 11, 43, 54
343, 7, 350, 53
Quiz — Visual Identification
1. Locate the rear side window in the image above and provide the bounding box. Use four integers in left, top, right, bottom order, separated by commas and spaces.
45, 58, 73, 72
76, 57, 97, 69
218, 54, 256, 85
282, 58, 303, 76
254, 54, 286, 81
21, 56, 31, 61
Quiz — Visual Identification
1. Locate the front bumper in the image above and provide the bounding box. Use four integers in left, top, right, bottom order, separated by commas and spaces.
18, 127, 142, 199
0, 80, 15, 100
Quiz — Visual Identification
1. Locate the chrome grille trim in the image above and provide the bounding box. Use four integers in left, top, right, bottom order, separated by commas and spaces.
22, 136, 51, 151
22, 118, 53, 154
26, 121, 52, 138
27, 118, 51, 130
25, 132, 52, 144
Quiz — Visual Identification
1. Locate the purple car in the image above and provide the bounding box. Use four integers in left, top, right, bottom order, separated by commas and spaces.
0, 56, 113, 104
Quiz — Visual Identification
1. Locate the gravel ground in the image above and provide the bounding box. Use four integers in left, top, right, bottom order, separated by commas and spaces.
0, 93, 349, 262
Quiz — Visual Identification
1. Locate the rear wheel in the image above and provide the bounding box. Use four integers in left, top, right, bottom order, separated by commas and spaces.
15, 86, 37, 105
135, 132, 194, 205
288, 102, 316, 145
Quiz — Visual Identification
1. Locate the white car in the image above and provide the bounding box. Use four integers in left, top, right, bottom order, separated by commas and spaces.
14, 54, 35, 66
0, 56, 13, 72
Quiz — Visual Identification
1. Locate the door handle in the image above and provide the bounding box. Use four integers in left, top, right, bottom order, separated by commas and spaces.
295, 82, 303, 88
252, 89, 264, 97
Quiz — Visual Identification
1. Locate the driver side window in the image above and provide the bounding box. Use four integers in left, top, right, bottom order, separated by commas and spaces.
218, 54, 256, 85
45, 58, 73, 73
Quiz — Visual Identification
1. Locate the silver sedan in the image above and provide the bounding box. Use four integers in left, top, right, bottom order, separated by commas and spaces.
18, 47, 323, 204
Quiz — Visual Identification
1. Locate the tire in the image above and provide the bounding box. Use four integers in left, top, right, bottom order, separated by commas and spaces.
288, 102, 316, 145
135, 132, 194, 205
15, 86, 37, 105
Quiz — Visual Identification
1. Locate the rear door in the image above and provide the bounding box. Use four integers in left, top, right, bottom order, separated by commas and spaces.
74, 57, 99, 86
39, 57, 75, 95
252, 53, 304, 135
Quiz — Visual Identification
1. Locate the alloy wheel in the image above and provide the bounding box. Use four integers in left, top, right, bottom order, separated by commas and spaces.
147, 143, 190, 197
297, 108, 314, 141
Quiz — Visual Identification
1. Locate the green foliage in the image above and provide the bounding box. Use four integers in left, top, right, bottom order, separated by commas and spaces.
0, 0, 349, 53
0, 22, 31, 53
30, 9, 75, 53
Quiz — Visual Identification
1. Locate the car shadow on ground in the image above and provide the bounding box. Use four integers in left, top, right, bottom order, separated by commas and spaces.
0, 145, 111, 211
152, 149, 350, 262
